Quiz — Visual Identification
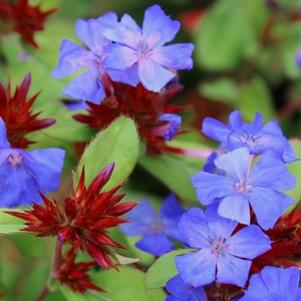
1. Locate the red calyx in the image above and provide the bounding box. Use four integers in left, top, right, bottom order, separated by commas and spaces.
0, 73, 55, 148
9, 163, 136, 269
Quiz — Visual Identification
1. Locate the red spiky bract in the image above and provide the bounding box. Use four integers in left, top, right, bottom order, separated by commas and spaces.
9, 163, 136, 269
252, 206, 301, 273
0, 73, 55, 148
56, 249, 103, 293
74, 81, 186, 155
0, 0, 56, 47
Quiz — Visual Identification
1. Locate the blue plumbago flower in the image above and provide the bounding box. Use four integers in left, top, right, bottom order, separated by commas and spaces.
0, 118, 65, 207
103, 4, 194, 92
191, 147, 295, 230
296, 49, 301, 70
240, 266, 301, 301
121, 194, 185, 256
159, 113, 182, 141
165, 275, 207, 301
202, 110, 296, 163
175, 206, 271, 288
52, 12, 138, 104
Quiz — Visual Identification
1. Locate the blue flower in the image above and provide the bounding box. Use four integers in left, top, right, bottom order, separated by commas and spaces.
240, 266, 301, 301
175, 206, 271, 288
202, 111, 296, 163
103, 4, 194, 92
52, 12, 138, 105
159, 113, 182, 141
191, 147, 295, 230
0, 118, 65, 207
121, 194, 185, 256
165, 275, 207, 301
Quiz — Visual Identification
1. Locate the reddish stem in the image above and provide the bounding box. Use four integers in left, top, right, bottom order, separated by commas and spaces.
34, 239, 63, 301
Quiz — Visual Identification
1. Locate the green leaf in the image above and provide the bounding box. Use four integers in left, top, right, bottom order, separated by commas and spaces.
237, 77, 275, 121
140, 153, 202, 202
198, 79, 238, 103
76, 117, 140, 189
195, 0, 266, 71
287, 139, 301, 208
0, 210, 25, 235
145, 249, 191, 289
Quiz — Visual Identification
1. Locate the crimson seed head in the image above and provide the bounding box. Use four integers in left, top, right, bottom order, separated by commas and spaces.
9, 163, 136, 269
55, 249, 102, 293
5, 0, 57, 47
74, 82, 186, 155
0, 74, 55, 148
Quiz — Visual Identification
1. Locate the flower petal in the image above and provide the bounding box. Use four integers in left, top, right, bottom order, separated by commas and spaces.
202, 117, 231, 143
218, 194, 250, 225
52, 39, 95, 79
0, 117, 10, 148
227, 225, 271, 259
103, 44, 137, 70
178, 208, 211, 249
107, 64, 140, 86
249, 187, 294, 230
138, 59, 175, 92
121, 200, 156, 236
217, 253, 251, 287
176, 249, 217, 287
152, 43, 194, 70
25, 148, 65, 192
191, 171, 234, 205
214, 148, 251, 181
251, 152, 296, 190
142, 4, 180, 48
0, 149, 42, 207
63, 69, 105, 103
135, 233, 173, 256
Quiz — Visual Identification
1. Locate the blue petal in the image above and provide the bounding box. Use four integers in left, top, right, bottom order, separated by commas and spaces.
160, 194, 185, 242
227, 111, 244, 131
249, 187, 294, 230
178, 208, 211, 249
120, 13, 141, 34
63, 69, 105, 103
202, 117, 231, 143
104, 24, 141, 49
191, 171, 234, 205
107, 64, 140, 87
217, 253, 251, 287
142, 4, 180, 48
152, 43, 194, 70
251, 152, 296, 190
135, 233, 173, 256
214, 148, 251, 181
0, 149, 42, 207
138, 59, 175, 92
205, 204, 238, 239
52, 40, 95, 79
120, 200, 156, 236
218, 194, 250, 225
103, 44, 137, 70
159, 114, 182, 141
240, 266, 300, 301
24, 148, 65, 192
0, 118, 10, 148
176, 249, 217, 287
227, 225, 271, 259
166, 275, 207, 301
75, 13, 118, 54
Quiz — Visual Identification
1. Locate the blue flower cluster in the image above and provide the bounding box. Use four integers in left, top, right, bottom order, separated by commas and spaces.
122, 110, 299, 300
52, 4, 194, 105
0, 118, 65, 207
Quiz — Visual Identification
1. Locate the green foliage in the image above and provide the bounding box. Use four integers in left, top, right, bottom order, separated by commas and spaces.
195, 0, 267, 71
0, 210, 24, 234
76, 117, 140, 189
145, 249, 191, 289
